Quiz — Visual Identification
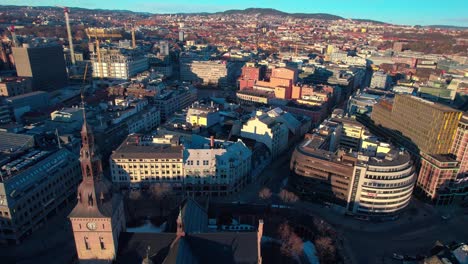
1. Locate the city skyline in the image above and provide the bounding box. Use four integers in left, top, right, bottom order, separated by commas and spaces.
2, 0, 468, 27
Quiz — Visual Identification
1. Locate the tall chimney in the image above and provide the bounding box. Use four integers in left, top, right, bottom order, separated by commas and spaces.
210, 136, 215, 149
257, 219, 263, 264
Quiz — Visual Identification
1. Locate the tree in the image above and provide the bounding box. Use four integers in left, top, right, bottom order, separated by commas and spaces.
278, 222, 303, 257
129, 190, 142, 200
279, 189, 299, 203
150, 183, 173, 216
150, 183, 172, 200
314, 236, 336, 264
258, 187, 272, 200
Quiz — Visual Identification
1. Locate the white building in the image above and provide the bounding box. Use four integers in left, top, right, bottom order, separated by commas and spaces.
180, 60, 228, 86
370, 71, 391, 90
92, 48, 148, 80
184, 136, 252, 196
347, 150, 416, 218
241, 110, 289, 157
110, 134, 252, 196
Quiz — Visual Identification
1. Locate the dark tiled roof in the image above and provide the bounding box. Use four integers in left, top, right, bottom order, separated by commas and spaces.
116, 232, 177, 264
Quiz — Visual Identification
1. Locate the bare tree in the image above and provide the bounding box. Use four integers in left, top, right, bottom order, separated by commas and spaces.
314, 236, 336, 264
258, 187, 272, 200
150, 183, 173, 216
279, 189, 299, 203
278, 222, 303, 257
129, 190, 142, 200
150, 183, 172, 200
313, 218, 337, 238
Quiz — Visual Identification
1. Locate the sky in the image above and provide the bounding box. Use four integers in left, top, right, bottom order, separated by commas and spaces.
3, 0, 468, 27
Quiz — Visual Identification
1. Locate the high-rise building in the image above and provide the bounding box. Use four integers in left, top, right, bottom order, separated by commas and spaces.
69, 110, 125, 262
179, 31, 184, 42
417, 152, 459, 201
12, 45, 68, 91
371, 95, 462, 154
451, 115, 468, 175
159, 40, 170, 57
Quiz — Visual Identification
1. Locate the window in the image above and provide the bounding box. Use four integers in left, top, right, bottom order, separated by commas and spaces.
100, 237, 106, 250
84, 237, 90, 250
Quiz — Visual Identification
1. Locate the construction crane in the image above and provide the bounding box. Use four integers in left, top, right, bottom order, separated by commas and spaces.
56, 5, 76, 66
6, 25, 24, 47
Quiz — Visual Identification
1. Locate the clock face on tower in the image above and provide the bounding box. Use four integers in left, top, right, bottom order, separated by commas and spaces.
86, 222, 97, 230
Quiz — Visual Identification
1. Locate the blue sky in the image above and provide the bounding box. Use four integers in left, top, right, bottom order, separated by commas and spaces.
3, 0, 468, 26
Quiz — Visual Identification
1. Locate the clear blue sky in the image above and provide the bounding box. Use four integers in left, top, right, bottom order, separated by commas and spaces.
3, 0, 468, 26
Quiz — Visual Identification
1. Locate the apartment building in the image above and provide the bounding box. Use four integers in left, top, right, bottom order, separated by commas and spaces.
240, 110, 289, 157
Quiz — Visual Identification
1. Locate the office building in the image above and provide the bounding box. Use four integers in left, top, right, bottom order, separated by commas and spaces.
0, 77, 32, 97
186, 104, 221, 128
110, 134, 184, 189
451, 115, 468, 175
371, 95, 462, 154
289, 117, 416, 219
180, 60, 228, 86
370, 71, 391, 90
153, 85, 197, 121
417, 153, 460, 201
91, 48, 148, 80
12, 45, 68, 91
158, 40, 170, 57
0, 148, 81, 244
110, 134, 252, 196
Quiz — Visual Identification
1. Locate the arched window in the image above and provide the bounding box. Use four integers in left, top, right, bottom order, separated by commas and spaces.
86, 165, 91, 178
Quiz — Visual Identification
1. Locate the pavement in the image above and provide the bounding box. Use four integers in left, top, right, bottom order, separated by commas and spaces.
217, 147, 468, 264
0, 204, 77, 264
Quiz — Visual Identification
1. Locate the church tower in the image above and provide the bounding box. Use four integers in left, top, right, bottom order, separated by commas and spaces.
69, 102, 125, 263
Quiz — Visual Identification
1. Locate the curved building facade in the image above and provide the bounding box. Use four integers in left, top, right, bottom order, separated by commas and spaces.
347, 152, 416, 218
290, 135, 416, 219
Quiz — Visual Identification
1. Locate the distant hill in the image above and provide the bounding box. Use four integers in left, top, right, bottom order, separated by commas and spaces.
424, 25, 468, 30
352, 18, 388, 25
212, 8, 343, 20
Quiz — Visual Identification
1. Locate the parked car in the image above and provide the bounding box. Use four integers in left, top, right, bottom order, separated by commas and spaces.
392, 253, 404, 260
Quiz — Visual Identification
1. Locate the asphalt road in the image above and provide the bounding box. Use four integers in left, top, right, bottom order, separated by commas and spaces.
221, 148, 468, 264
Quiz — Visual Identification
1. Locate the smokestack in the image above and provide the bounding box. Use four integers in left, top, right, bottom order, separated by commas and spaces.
210, 136, 215, 149
63, 8, 75, 66
131, 28, 136, 49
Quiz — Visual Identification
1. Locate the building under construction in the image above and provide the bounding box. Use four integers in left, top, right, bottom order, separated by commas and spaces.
90, 47, 148, 80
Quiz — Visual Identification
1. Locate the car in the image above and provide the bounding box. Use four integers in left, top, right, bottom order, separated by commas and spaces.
404, 255, 418, 261
392, 253, 404, 260
441, 215, 451, 220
